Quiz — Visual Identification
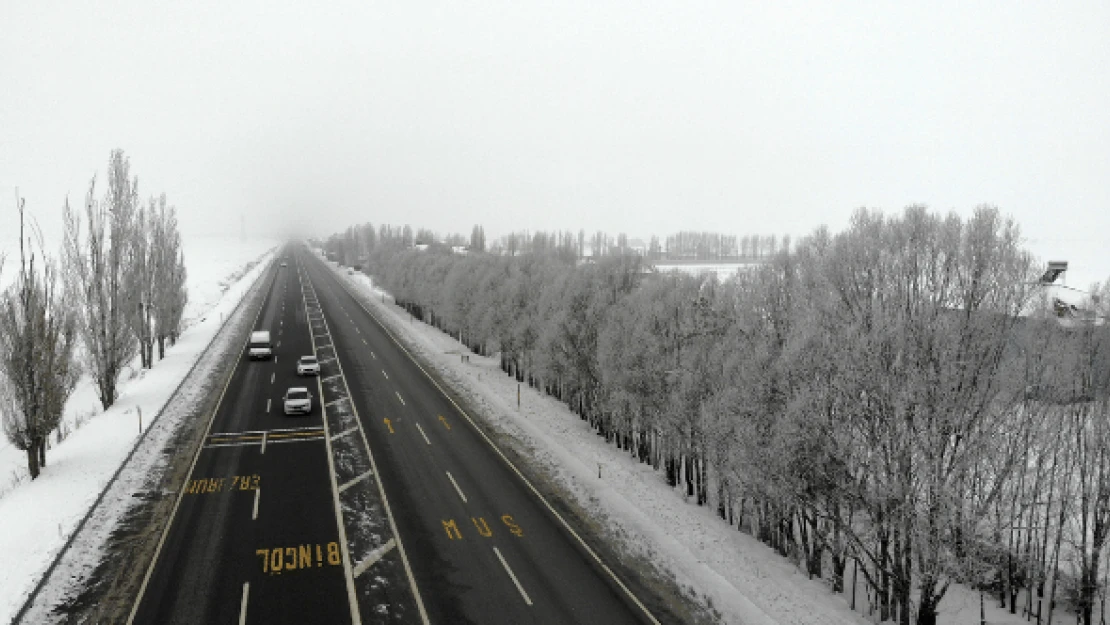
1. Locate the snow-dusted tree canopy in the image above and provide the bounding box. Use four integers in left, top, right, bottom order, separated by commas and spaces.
325, 206, 1110, 625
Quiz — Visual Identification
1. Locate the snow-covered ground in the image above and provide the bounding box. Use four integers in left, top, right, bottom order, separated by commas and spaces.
0, 236, 277, 622
654, 262, 760, 281
324, 259, 1072, 625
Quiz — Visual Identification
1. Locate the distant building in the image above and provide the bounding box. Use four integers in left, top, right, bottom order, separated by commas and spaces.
1030, 261, 1105, 326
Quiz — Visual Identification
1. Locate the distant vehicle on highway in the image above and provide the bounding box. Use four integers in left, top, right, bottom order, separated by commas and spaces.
283, 387, 313, 415
248, 331, 272, 360
296, 355, 319, 376
280, 261, 288, 267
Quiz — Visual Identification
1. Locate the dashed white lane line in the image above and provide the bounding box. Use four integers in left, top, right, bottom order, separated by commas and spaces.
266, 399, 271, 413
275, 355, 279, 364
252, 488, 261, 520
239, 582, 250, 625
382, 370, 389, 380
415, 423, 431, 446
261, 432, 268, 454
396, 392, 405, 406
362, 338, 367, 345
445, 471, 467, 503
270, 372, 275, 384
493, 547, 532, 606
371, 351, 376, 359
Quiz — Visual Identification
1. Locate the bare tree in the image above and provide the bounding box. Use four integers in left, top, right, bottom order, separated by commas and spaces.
63, 149, 138, 409
151, 196, 187, 356
124, 196, 156, 368
0, 200, 80, 479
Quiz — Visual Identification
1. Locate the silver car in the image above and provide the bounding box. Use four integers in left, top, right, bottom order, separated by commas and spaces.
296, 355, 320, 376
283, 387, 313, 415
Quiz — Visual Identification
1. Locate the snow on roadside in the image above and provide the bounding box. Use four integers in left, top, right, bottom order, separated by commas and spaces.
0, 236, 275, 498
0, 239, 276, 623
326, 260, 1046, 625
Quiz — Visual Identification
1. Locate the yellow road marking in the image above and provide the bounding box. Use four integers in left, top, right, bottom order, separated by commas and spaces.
268, 430, 325, 440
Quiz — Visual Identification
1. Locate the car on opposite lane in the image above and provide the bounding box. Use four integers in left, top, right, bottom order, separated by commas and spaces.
283, 387, 313, 415
297, 355, 320, 376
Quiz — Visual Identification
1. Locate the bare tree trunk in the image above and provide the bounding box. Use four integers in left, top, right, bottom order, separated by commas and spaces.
26, 446, 39, 479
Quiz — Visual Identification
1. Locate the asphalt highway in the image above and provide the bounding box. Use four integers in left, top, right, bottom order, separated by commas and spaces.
127, 245, 659, 624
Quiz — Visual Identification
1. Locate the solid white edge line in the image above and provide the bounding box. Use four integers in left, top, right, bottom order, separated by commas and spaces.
239, 582, 250, 625
352, 538, 396, 579
493, 547, 533, 606
445, 471, 467, 503
322, 256, 662, 624
303, 267, 363, 625
304, 258, 431, 625
415, 423, 432, 446
252, 488, 260, 520
126, 256, 279, 625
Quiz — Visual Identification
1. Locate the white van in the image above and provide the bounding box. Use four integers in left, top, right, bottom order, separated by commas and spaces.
249, 330, 272, 360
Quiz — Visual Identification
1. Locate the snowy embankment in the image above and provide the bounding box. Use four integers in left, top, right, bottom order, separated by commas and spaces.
326, 260, 1040, 625
0, 236, 277, 623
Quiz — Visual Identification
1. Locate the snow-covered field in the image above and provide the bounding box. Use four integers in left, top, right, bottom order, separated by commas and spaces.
324, 258, 1065, 625
0, 236, 276, 622
654, 262, 759, 280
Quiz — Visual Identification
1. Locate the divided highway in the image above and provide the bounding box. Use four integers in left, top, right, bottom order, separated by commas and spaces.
127, 245, 660, 624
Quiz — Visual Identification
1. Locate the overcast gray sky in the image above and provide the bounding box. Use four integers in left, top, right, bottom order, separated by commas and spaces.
2, 2, 1108, 284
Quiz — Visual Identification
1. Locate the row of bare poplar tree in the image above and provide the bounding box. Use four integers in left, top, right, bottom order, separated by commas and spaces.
325, 205, 1110, 625
0, 149, 188, 480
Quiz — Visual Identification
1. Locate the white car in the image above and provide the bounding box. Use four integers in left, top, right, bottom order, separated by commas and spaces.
283, 387, 313, 415
297, 355, 320, 376
248, 331, 272, 360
